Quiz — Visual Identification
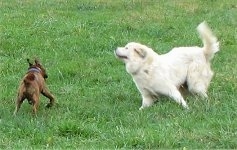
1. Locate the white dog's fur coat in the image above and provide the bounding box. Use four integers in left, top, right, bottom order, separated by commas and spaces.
115, 22, 219, 110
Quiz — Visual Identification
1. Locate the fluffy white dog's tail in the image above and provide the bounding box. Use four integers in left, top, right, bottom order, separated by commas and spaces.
197, 21, 219, 61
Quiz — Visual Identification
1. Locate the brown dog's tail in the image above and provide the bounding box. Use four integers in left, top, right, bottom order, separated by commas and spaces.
23, 73, 35, 85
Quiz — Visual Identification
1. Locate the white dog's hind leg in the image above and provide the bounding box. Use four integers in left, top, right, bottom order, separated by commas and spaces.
187, 64, 213, 98
189, 82, 208, 98
139, 94, 154, 110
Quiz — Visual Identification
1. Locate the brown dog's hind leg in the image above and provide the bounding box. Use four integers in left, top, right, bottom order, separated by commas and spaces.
13, 95, 25, 115
42, 88, 55, 108
32, 95, 39, 115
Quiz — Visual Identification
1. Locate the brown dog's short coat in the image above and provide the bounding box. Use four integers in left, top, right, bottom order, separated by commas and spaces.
14, 59, 55, 115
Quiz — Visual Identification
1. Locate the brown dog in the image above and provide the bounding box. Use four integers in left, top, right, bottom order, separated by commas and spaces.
14, 59, 55, 115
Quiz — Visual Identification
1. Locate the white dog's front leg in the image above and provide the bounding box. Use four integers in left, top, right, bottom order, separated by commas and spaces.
139, 94, 154, 110
169, 88, 189, 109
159, 84, 189, 109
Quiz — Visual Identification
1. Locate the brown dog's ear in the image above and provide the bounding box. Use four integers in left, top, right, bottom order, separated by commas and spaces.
27, 59, 33, 66
134, 48, 147, 58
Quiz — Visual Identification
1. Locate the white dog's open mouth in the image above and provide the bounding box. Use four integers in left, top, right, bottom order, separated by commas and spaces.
115, 51, 128, 59
117, 55, 128, 59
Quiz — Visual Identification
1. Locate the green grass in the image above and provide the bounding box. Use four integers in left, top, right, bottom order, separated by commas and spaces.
1, 0, 237, 149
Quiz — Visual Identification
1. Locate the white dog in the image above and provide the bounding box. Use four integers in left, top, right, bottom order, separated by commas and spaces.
115, 22, 219, 110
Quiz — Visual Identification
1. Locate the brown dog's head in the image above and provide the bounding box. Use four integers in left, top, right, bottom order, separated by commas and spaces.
27, 59, 48, 79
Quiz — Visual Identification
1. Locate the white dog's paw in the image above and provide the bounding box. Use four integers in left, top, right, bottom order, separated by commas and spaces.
139, 106, 144, 110
182, 103, 189, 110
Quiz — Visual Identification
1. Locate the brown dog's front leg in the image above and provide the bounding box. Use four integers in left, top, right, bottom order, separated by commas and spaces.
41, 88, 55, 108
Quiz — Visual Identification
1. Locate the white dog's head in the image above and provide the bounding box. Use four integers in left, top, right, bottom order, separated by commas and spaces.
115, 42, 154, 74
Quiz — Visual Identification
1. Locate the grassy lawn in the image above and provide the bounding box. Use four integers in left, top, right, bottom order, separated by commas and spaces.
0, 0, 237, 149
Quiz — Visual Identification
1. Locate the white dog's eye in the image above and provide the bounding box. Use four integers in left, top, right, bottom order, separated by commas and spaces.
125, 47, 128, 50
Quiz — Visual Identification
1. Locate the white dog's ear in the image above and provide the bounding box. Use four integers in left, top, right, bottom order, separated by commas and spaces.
134, 48, 147, 58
